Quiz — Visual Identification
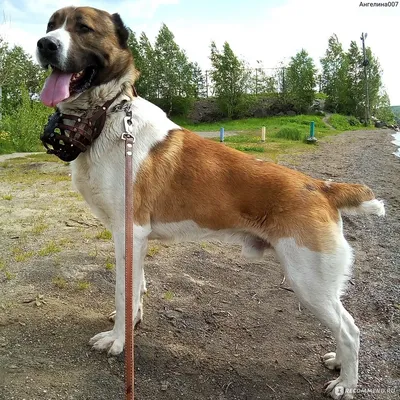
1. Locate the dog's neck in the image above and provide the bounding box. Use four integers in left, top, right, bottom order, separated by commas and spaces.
58, 67, 138, 115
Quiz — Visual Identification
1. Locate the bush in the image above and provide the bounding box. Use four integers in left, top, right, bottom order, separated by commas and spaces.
152, 96, 195, 117
329, 114, 361, 131
347, 116, 361, 127
0, 87, 52, 152
0, 131, 14, 154
274, 127, 304, 141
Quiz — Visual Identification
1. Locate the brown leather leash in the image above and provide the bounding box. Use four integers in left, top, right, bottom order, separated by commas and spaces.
122, 109, 135, 400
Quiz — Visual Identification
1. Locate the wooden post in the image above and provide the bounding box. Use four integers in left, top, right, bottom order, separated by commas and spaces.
261, 126, 266, 142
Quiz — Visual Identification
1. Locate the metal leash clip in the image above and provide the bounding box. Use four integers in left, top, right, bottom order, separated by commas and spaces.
121, 107, 135, 142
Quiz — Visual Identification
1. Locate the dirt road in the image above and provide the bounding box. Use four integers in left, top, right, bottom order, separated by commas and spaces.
0, 129, 398, 400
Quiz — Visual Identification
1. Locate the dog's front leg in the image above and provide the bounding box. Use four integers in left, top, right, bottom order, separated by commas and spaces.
89, 225, 150, 356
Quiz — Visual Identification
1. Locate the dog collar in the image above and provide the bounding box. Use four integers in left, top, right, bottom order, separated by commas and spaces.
40, 86, 137, 162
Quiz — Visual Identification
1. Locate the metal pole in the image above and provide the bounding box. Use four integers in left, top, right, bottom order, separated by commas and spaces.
205, 70, 209, 98
220, 127, 225, 142
307, 121, 317, 143
361, 32, 370, 126
261, 126, 266, 142
309, 121, 315, 138
255, 68, 258, 95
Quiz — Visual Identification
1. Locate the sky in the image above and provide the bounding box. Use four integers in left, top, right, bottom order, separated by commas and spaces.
1, 0, 399, 104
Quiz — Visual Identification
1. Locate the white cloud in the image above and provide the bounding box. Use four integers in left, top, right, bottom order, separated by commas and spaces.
2, 0, 399, 104
168, 0, 400, 103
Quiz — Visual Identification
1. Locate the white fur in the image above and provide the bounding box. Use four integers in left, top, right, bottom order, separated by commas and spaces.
274, 237, 359, 399
340, 199, 385, 217
37, 23, 71, 69
151, 220, 267, 259
68, 79, 379, 399
69, 95, 178, 355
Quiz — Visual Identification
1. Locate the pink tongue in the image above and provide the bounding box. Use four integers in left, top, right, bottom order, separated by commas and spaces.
40, 70, 73, 107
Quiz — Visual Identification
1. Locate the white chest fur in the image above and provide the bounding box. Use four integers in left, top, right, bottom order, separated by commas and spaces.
70, 97, 179, 229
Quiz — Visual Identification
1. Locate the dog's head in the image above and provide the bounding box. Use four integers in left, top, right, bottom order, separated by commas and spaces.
37, 6, 134, 107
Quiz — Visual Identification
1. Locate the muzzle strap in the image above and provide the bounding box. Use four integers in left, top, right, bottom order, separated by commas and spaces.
40, 85, 137, 162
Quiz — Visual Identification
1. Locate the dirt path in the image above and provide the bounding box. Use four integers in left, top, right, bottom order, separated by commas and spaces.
195, 131, 239, 138
322, 113, 335, 130
0, 152, 42, 162
0, 130, 398, 400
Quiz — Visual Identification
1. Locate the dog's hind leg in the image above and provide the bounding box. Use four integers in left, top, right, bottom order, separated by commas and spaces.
90, 224, 150, 356
274, 236, 359, 400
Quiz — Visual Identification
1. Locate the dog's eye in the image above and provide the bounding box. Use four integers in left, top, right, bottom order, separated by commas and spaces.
78, 23, 94, 33
47, 22, 55, 31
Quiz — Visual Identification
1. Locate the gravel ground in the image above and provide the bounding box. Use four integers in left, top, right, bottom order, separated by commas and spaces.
0, 128, 398, 400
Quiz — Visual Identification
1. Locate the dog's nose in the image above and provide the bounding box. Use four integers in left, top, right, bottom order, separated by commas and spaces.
37, 37, 61, 54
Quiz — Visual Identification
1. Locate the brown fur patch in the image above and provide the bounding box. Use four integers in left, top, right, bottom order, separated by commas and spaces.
131, 129, 367, 253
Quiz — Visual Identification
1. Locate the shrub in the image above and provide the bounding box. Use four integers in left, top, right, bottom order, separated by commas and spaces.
347, 116, 361, 127
0, 87, 52, 152
0, 131, 14, 154
329, 114, 361, 130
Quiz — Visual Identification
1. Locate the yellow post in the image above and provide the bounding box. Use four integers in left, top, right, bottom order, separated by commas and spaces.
261, 126, 266, 142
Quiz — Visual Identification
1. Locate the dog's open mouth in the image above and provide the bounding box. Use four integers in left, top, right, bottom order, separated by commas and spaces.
40, 66, 97, 107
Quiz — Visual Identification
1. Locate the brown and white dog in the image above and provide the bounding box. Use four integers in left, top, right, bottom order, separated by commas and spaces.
36, 6, 385, 399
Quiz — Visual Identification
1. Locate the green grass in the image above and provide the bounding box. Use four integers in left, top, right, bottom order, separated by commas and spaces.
172, 113, 375, 162
12, 246, 34, 262
77, 281, 91, 290
328, 114, 368, 131
164, 290, 175, 301
2, 194, 13, 201
32, 222, 49, 235
274, 127, 305, 141
0, 162, 70, 184
53, 276, 67, 289
95, 229, 112, 240
147, 244, 160, 257
38, 241, 61, 256
172, 114, 332, 135
5, 270, 15, 280
15, 251, 35, 262
105, 259, 115, 270
233, 145, 265, 153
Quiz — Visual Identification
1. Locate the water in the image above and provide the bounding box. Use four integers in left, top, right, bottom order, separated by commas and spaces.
392, 132, 400, 158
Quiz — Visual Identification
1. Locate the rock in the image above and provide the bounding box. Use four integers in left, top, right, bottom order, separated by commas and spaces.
188, 99, 224, 123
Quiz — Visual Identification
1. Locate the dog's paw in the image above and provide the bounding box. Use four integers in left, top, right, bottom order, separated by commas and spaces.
89, 330, 124, 356
322, 352, 341, 370
324, 378, 355, 400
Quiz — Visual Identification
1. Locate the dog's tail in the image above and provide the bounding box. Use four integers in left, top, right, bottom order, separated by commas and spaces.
320, 181, 385, 216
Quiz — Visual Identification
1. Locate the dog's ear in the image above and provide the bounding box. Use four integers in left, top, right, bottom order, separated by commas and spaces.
112, 13, 129, 48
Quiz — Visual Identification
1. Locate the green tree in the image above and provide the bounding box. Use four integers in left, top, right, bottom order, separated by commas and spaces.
191, 62, 207, 98
374, 90, 394, 124
153, 24, 197, 114
135, 32, 158, 99
339, 41, 363, 117
209, 41, 248, 118
0, 44, 47, 114
364, 47, 382, 118
286, 49, 316, 113
251, 63, 277, 95
320, 34, 347, 112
